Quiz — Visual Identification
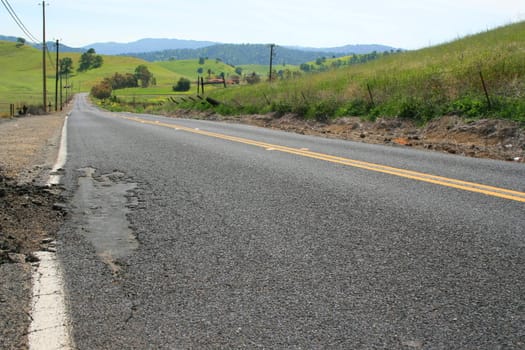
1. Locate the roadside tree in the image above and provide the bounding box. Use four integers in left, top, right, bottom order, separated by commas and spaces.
78, 48, 104, 72
59, 57, 74, 75
16, 37, 26, 48
134, 65, 154, 88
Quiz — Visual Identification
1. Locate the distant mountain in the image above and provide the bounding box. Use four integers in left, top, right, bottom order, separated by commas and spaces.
126, 44, 359, 65
287, 44, 399, 55
1, 34, 401, 65
81, 38, 399, 58
84, 38, 217, 55
41, 42, 85, 53
0, 35, 85, 53
0, 35, 20, 42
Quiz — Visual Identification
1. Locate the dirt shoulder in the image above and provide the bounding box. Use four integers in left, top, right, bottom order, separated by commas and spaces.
172, 111, 525, 162
0, 110, 69, 350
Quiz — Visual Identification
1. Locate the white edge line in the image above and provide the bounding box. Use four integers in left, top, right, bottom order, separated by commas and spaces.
28, 252, 73, 350
30, 114, 73, 349
47, 115, 68, 186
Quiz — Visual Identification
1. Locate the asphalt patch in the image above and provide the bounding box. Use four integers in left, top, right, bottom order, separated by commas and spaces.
71, 167, 139, 274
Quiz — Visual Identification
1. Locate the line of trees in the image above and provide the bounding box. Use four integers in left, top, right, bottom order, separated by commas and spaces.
91, 65, 155, 99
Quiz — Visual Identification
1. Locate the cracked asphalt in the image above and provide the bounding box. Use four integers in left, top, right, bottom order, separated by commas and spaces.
59, 95, 525, 349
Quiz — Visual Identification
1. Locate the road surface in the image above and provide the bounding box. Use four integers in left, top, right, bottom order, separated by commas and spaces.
58, 94, 525, 349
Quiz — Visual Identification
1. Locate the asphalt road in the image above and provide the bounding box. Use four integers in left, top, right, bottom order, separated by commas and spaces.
59, 94, 525, 349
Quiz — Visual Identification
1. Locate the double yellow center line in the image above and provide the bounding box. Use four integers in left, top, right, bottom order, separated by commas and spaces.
120, 115, 525, 203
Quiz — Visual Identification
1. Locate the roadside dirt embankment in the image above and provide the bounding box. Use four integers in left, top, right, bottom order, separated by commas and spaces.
0, 111, 68, 349
171, 111, 525, 162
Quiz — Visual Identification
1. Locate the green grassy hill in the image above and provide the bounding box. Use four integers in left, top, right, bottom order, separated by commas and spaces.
0, 42, 44, 112
0, 40, 264, 114
199, 21, 525, 122
157, 59, 237, 79
0, 42, 183, 113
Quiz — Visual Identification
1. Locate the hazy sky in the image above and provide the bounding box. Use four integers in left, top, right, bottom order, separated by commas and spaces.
2, 0, 524, 49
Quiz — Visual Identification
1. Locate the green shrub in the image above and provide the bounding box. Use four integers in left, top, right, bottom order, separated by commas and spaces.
173, 78, 191, 92
450, 97, 488, 117
335, 99, 370, 117
307, 100, 339, 122
90, 82, 112, 99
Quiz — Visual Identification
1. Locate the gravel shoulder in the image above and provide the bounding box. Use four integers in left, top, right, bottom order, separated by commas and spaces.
0, 110, 69, 350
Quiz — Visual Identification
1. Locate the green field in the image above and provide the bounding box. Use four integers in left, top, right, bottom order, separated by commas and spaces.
0, 42, 47, 113
157, 59, 237, 78
0, 42, 257, 115
239, 64, 300, 76
0, 42, 184, 114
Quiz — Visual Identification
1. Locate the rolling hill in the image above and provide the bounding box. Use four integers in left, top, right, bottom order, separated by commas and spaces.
187, 21, 525, 122
85, 38, 218, 55
2, 34, 397, 64
0, 41, 186, 111
122, 43, 397, 65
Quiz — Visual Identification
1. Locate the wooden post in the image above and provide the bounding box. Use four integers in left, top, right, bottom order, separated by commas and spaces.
367, 83, 375, 107
479, 70, 492, 109
60, 69, 63, 110
55, 39, 59, 111
269, 44, 275, 82
201, 77, 205, 94
263, 93, 271, 105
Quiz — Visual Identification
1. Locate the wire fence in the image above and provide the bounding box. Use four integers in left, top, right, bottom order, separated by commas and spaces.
0, 102, 14, 116
0, 98, 59, 117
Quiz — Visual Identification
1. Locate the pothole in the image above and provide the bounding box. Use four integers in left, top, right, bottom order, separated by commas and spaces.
72, 167, 139, 273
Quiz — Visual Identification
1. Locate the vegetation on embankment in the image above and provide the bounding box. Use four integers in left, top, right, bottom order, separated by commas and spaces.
213, 22, 525, 122
167, 21, 525, 123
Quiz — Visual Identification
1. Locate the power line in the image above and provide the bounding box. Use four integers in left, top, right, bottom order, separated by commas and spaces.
0, 0, 40, 43
1, 0, 55, 70
46, 43, 55, 69
6, 0, 40, 43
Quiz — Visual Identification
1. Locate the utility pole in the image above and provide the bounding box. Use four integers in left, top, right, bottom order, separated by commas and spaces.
55, 39, 59, 111
64, 73, 68, 104
269, 44, 275, 82
60, 63, 63, 110
41, 1, 47, 111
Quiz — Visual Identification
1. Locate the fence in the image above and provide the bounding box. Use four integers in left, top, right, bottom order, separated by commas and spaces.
0, 103, 15, 117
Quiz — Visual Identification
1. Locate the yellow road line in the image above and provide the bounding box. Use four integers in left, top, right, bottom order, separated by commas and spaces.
119, 115, 525, 203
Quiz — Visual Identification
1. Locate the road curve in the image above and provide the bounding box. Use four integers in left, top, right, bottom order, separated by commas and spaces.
59, 94, 524, 349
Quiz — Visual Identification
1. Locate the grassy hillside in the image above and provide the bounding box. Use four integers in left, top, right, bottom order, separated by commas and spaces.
0, 40, 255, 114
157, 59, 237, 79
0, 42, 46, 112
0, 41, 182, 113
185, 21, 525, 122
